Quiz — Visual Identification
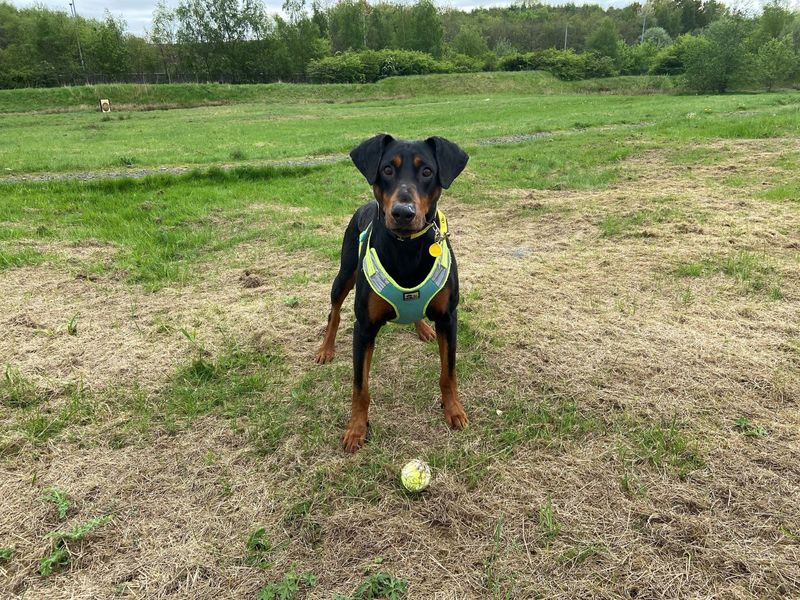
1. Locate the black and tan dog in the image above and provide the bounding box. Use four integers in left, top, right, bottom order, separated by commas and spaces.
315, 134, 469, 452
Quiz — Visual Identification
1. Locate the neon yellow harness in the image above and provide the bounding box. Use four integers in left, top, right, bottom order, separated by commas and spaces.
359, 211, 451, 325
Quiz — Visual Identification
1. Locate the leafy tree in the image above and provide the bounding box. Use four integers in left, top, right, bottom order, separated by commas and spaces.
407, 0, 443, 58
451, 25, 489, 57
683, 17, 751, 93
149, 1, 177, 81
642, 26, 672, 46
649, 0, 683, 37
587, 18, 621, 59
755, 37, 797, 90
85, 13, 130, 77
328, 0, 367, 53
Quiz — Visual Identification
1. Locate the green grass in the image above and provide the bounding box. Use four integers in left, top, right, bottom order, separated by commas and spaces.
1, 76, 797, 175
0, 247, 47, 270
538, 498, 561, 545
619, 418, 704, 479
674, 251, 781, 296
1, 367, 42, 408
598, 207, 682, 237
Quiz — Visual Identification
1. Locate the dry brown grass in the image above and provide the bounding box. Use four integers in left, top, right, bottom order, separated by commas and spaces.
1, 138, 799, 599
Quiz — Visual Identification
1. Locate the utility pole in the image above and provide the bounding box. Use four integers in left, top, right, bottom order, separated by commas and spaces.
640, 10, 647, 44
68, 0, 89, 83
564, 23, 568, 50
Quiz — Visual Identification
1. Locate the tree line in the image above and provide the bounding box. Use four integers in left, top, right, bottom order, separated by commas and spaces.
0, 0, 798, 92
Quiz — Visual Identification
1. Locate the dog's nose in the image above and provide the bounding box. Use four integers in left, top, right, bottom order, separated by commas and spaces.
391, 202, 416, 223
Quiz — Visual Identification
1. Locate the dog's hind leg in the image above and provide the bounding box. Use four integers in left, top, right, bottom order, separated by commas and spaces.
315, 216, 360, 364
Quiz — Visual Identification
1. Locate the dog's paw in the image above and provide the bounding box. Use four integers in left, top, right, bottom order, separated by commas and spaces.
444, 401, 469, 430
342, 419, 368, 452
314, 346, 335, 364
414, 320, 436, 342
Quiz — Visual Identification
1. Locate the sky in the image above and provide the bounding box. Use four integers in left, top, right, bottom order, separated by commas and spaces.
8, 0, 777, 36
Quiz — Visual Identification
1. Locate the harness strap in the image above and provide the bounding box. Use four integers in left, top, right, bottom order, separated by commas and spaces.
359, 211, 451, 324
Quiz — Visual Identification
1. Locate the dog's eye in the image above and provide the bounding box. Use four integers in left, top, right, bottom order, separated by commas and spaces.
382, 166, 393, 176
421, 167, 433, 178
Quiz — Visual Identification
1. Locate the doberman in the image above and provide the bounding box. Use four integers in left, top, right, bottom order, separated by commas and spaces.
315, 134, 469, 452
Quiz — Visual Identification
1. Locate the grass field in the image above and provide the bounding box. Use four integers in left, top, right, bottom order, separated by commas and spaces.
1, 72, 799, 599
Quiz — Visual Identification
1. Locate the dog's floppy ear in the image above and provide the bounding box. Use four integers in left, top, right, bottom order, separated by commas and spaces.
350, 134, 394, 184
425, 136, 469, 189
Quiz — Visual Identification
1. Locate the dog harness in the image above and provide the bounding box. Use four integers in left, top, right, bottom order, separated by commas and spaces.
359, 211, 451, 325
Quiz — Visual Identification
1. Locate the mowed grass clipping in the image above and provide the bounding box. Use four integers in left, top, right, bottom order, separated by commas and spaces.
1, 75, 799, 598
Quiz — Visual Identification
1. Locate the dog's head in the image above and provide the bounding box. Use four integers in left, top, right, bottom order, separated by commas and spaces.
350, 135, 468, 236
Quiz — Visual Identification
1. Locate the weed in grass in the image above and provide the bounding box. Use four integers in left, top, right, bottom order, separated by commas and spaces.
19, 383, 95, 443
42, 487, 71, 520
245, 527, 272, 568
283, 295, 300, 308
257, 563, 317, 600
67, 314, 79, 336
229, 147, 246, 160
336, 572, 409, 600
40, 515, 112, 577
39, 545, 70, 577
0, 546, 15, 562
115, 155, 135, 167
538, 498, 561, 545
1, 366, 40, 408
734, 417, 769, 438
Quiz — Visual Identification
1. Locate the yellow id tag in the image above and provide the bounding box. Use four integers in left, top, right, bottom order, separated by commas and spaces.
429, 243, 442, 257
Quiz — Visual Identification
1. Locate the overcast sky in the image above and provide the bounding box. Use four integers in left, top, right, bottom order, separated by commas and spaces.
9, 0, 776, 36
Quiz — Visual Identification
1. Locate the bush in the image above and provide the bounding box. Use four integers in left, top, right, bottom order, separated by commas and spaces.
306, 50, 447, 83
754, 37, 797, 91
498, 49, 615, 80
683, 19, 751, 93
617, 42, 659, 76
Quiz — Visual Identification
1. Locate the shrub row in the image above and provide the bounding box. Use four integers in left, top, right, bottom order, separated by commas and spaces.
497, 49, 617, 80
306, 48, 616, 83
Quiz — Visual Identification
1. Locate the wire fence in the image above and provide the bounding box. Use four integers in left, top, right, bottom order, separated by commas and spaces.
1, 71, 311, 88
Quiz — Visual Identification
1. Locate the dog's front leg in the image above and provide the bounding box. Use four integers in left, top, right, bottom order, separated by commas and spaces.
436, 311, 468, 430
343, 319, 378, 452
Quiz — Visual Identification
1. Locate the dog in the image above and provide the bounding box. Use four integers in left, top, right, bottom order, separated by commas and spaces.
315, 134, 469, 452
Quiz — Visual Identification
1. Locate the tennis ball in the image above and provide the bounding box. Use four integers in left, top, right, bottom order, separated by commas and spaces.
400, 459, 431, 492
